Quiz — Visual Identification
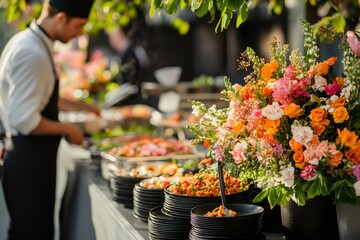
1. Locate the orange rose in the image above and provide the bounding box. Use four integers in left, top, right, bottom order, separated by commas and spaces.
327, 151, 343, 167
309, 107, 328, 123
345, 146, 360, 164
307, 135, 320, 146
311, 123, 326, 136
284, 103, 303, 118
336, 128, 359, 149
232, 121, 245, 135
293, 151, 305, 169
289, 138, 303, 152
332, 106, 349, 123
330, 97, 346, 108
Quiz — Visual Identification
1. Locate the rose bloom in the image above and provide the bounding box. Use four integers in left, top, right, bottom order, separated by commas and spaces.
261, 102, 284, 120
291, 125, 314, 145
284, 103, 303, 118
327, 151, 343, 167
289, 138, 303, 152
345, 146, 360, 164
332, 106, 349, 123
336, 128, 358, 149
309, 107, 328, 123
311, 122, 326, 136
300, 165, 317, 180
293, 151, 305, 169
279, 166, 295, 187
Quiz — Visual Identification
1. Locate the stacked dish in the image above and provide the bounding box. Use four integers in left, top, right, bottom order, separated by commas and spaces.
133, 182, 165, 222
189, 203, 265, 240
148, 206, 190, 240
109, 173, 146, 208
162, 188, 249, 219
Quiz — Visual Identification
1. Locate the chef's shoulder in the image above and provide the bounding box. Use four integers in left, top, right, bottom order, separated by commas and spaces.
7, 29, 49, 67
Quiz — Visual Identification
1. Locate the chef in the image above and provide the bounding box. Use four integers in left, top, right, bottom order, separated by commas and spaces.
0, 0, 96, 239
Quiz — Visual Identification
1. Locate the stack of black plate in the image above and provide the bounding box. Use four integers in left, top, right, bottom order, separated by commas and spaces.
148, 206, 191, 240
109, 173, 146, 208
163, 188, 249, 219
190, 203, 265, 240
133, 183, 165, 222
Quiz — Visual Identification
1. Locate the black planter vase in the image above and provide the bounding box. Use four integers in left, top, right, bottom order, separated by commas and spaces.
281, 196, 339, 240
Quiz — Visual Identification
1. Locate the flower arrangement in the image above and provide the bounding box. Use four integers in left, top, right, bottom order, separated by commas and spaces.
55, 48, 117, 103
188, 20, 360, 208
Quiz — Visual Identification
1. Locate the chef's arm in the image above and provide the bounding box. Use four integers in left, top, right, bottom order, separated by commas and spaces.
30, 117, 84, 145
58, 98, 101, 116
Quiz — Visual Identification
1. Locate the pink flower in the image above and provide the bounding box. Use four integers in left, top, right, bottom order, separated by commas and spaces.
231, 142, 247, 164
251, 109, 262, 119
300, 165, 317, 180
346, 31, 360, 57
324, 82, 340, 95
284, 65, 296, 79
272, 78, 293, 105
354, 164, 360, 181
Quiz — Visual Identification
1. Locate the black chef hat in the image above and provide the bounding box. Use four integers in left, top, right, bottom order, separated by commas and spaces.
49, 0, 94, 18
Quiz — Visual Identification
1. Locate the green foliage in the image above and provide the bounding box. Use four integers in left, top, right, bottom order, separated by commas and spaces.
1, 0, 358, 34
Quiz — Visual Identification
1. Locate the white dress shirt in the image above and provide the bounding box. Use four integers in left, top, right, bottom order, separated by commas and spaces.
0, 21, 55, 136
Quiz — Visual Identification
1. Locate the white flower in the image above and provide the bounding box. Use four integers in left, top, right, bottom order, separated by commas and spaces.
291, 125, 313, 145
340, 83, 354, 100
312, 75, 327, 91
279, 166, 295, 187
261, 102, 284, 120
354, 180, 360, 196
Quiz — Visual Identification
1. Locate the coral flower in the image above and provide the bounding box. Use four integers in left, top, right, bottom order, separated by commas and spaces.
261, 59, 278, 81
336, 128, 359, 149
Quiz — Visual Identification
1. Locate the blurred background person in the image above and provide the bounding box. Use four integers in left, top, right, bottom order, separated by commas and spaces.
107, 20, 150, 106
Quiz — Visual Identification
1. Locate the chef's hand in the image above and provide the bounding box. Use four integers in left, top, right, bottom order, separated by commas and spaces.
63, 123, 84, 145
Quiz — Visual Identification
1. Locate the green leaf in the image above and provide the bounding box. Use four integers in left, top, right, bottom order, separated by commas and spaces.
331, 13, 346, 32
252, 189, 268, 203
165, 0, 179, 14
225, 0, 243, 11
236, 2, 248, 27
193, 0, 209, 17
307, 181, 318, 199
268, 188, 278, 209
221, 8, 232, 31
191, 0, 202, 11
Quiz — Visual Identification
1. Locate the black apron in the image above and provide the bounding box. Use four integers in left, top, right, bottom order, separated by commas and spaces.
2, 27, 61, 240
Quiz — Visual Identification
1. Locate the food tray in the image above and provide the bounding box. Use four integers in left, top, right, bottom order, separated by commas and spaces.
100, 151, 205, 163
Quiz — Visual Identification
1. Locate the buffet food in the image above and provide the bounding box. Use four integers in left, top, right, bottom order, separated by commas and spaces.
107, 137, 193, 158
167, 170, 249, 197
204, 205, 237, 217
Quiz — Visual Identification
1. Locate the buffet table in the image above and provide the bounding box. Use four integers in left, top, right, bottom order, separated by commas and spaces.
61, 158, 285, 240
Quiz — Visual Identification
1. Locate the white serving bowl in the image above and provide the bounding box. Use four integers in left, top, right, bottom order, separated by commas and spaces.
154, 66, 182, 87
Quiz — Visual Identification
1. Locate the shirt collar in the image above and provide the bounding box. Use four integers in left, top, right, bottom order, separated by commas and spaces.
29, 20, 54, 52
